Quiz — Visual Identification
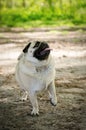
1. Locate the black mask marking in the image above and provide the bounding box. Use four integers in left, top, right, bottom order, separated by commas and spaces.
33, 42, 50, 61
33, 41, 41, 48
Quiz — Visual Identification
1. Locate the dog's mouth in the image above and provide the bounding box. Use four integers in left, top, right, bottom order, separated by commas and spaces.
40, 48, 52, 56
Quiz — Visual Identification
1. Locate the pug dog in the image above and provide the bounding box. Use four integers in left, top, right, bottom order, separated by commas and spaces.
15, 41, 57, 116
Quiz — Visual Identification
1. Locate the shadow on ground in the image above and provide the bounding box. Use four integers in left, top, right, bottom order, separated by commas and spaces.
0, 27, 86, 130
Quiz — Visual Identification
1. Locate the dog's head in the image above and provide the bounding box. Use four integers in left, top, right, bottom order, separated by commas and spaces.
23, 41, 51, 61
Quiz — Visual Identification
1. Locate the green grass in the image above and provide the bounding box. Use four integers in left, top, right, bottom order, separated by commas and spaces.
0, 2, 86, 28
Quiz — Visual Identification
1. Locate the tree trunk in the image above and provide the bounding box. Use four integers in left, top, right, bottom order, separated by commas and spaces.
47, 0, 54, 11
22, 0, 27, 8
6, 0, 15, 8
59, 0, 63, 10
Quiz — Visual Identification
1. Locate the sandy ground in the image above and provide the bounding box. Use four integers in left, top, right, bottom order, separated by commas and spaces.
0, 27, 86, 130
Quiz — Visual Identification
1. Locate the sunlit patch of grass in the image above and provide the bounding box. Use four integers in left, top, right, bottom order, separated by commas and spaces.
0, 5, 86, 28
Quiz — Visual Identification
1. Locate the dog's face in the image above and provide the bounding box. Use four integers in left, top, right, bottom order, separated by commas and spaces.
23, 41, 51, 61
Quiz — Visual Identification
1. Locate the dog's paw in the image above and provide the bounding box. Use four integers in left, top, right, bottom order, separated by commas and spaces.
20, 92, 28, 101
20, 96, 28, 101
50, 98, 57, 106
31, 109, 39, 116
20, 94, 28, 101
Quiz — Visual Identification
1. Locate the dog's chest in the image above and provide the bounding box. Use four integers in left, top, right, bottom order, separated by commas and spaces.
17, 58, 55, 92
18, 69, 46, 91
36, 66, 48, 73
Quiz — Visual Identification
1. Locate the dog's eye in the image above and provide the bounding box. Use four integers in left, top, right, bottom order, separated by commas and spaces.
33, 41, 40, 48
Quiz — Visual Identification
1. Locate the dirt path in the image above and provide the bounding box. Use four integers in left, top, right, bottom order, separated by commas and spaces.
0, 28, 86, 130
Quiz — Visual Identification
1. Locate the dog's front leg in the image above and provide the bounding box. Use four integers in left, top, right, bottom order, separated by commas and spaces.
29, 91, 39, 116
48, 81, 57, 106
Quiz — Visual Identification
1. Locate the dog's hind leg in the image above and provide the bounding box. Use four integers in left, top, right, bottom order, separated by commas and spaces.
48, 81, 57, 106
20, 90, 28, 101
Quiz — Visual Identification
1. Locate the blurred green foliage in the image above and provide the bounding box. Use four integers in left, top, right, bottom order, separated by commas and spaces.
0, 0, 86, 27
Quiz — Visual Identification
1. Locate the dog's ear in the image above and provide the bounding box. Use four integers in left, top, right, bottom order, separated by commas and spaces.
23, 42, 31, 53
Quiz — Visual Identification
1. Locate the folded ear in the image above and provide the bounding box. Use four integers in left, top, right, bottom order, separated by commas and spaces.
23, 42, 31, 53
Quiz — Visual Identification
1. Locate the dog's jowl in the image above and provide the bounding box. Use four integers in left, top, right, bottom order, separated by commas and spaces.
15, 41, 57, 116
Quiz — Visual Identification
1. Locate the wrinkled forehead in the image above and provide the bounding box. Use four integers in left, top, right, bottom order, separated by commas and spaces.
30, 41, 41, 48
23, 41, 48, 53
23, 41, 40, 53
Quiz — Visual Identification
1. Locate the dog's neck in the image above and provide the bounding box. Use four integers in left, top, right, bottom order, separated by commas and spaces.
23, 54, 52, 68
